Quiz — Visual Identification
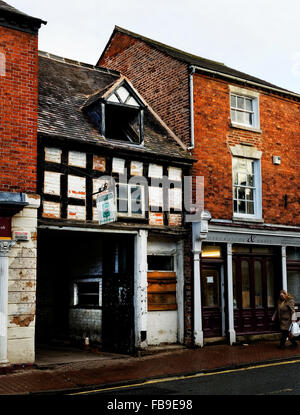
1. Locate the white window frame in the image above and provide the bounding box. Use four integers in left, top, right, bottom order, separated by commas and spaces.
232, 156, 262, 221
229, 85, 260, 132
116, 183, 145, 218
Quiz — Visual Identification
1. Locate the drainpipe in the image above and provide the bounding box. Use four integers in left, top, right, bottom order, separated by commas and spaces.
188, 66, 195, 150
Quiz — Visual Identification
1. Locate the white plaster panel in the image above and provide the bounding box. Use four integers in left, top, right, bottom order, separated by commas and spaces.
7, 338, 34, 364
68, 151, 86, 168
147, 311, 177, 345
68, 175, 86, 199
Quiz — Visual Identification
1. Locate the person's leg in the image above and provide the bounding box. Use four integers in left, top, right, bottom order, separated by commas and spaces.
279, 330, 288, 349
289, 332, 298, 347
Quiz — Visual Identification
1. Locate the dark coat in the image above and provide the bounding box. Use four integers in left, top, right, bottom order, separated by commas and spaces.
273, 298, 296, 331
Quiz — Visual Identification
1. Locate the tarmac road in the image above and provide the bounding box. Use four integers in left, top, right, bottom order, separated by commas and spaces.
68, 358, 300, 396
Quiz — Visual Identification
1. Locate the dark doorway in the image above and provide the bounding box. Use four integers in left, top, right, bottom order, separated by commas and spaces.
36, 230, 135, 355
102, 234, 135, 354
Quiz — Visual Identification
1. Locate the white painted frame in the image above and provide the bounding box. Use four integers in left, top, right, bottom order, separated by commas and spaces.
232, 156, 262, 221
229, 85, 261, 132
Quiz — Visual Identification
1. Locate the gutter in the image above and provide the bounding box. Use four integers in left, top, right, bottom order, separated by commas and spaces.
188, 66, 195, 150
190, 65, 300, 100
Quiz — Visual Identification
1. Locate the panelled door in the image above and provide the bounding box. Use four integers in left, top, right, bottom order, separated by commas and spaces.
232, 254, 279, 334
201, 265, 224, 338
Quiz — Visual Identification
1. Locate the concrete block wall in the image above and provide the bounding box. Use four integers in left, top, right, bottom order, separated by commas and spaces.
69, 309, 102, 344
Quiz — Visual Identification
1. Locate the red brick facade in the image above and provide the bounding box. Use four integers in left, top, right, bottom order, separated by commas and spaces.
100, 31, 300, 227
0, 26, 39, 193
193, 73, 300, 226
99, 32, 191, 147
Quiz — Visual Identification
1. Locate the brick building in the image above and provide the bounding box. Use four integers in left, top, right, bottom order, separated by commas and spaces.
0, 1, 195, 365
35, 52, 194, 354
0, 1, 45, 364
99, 26, 300, 346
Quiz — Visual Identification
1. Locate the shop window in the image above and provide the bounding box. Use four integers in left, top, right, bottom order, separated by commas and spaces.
73, 278, 102, 308
254, 260, 263, 308
266, 259, 275, 307
241, 260, 250, 308
287, 247, 300, 261
116, 183, 145, 218
202, 269, 220, 307
147, 255, 176, 311
287, 270, 300, 304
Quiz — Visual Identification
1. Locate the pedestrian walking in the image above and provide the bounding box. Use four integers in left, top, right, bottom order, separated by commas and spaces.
272, 290, 298, 349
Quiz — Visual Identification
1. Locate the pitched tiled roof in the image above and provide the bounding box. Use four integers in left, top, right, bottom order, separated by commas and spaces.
0, 0, 46, 32
38, 52, 192, 162
99, 26, 299, 98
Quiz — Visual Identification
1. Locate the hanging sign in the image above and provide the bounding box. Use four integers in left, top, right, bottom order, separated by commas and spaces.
0, 217, 12, 240
96, 192, 116, 225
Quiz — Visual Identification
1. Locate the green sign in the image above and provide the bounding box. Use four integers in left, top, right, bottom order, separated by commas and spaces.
96, 192, 116, 225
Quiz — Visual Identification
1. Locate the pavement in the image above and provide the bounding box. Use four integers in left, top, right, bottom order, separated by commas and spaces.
1, 339, 300, 395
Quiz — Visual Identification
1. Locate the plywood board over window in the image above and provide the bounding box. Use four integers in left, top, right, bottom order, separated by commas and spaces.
147, 255, 177, 311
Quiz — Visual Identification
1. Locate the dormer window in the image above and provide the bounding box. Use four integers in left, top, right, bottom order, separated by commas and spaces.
83, 80, 145, 145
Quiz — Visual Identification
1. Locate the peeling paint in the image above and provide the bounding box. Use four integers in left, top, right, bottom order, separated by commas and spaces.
10, 315, 34, 327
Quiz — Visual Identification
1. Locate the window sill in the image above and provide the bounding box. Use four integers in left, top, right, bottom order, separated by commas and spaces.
232, 216, 264, 224
230, 122, 262, 134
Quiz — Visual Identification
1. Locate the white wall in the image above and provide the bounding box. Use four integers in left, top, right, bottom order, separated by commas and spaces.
7, 194, 40, 364
147, 236, 184, 345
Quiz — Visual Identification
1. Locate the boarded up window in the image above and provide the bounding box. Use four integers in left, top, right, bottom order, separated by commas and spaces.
68, 151, 86, 168
45, 147, 62, 164
68, 175, 86, 199
44, 171, 61, 195
147, 255, 176, 311
42, 201, 61, 219
67, 205, 86, 220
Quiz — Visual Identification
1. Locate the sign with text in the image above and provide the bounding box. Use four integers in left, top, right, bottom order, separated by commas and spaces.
96, 192, 116, 225
0, 217, 11, 239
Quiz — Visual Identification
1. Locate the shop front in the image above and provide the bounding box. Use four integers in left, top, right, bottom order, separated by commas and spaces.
194, 223, 300, 346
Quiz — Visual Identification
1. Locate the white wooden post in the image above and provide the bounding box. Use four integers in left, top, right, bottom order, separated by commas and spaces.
227, 243, 236, 345
0, 240, 14, 365
281, 246, 287, 292
134, 230, 148, 349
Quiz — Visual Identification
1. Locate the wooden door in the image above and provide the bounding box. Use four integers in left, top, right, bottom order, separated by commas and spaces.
233, 255, 278, 334
201, 265, 223, 338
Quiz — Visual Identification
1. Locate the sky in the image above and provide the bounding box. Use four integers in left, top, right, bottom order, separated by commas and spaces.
8, 0, 300, 94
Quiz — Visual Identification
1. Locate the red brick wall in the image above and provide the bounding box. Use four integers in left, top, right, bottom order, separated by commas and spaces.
99, 32, 191, 147
192, 73, 300, 226
0, 26, 38, 193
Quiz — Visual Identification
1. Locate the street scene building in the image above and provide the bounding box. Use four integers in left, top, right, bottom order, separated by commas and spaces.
99, 26, 300, 346
0, 1, 45, 365
1, 0, 300, 368
36, 52, 194, 355
0, 0, 196, 364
